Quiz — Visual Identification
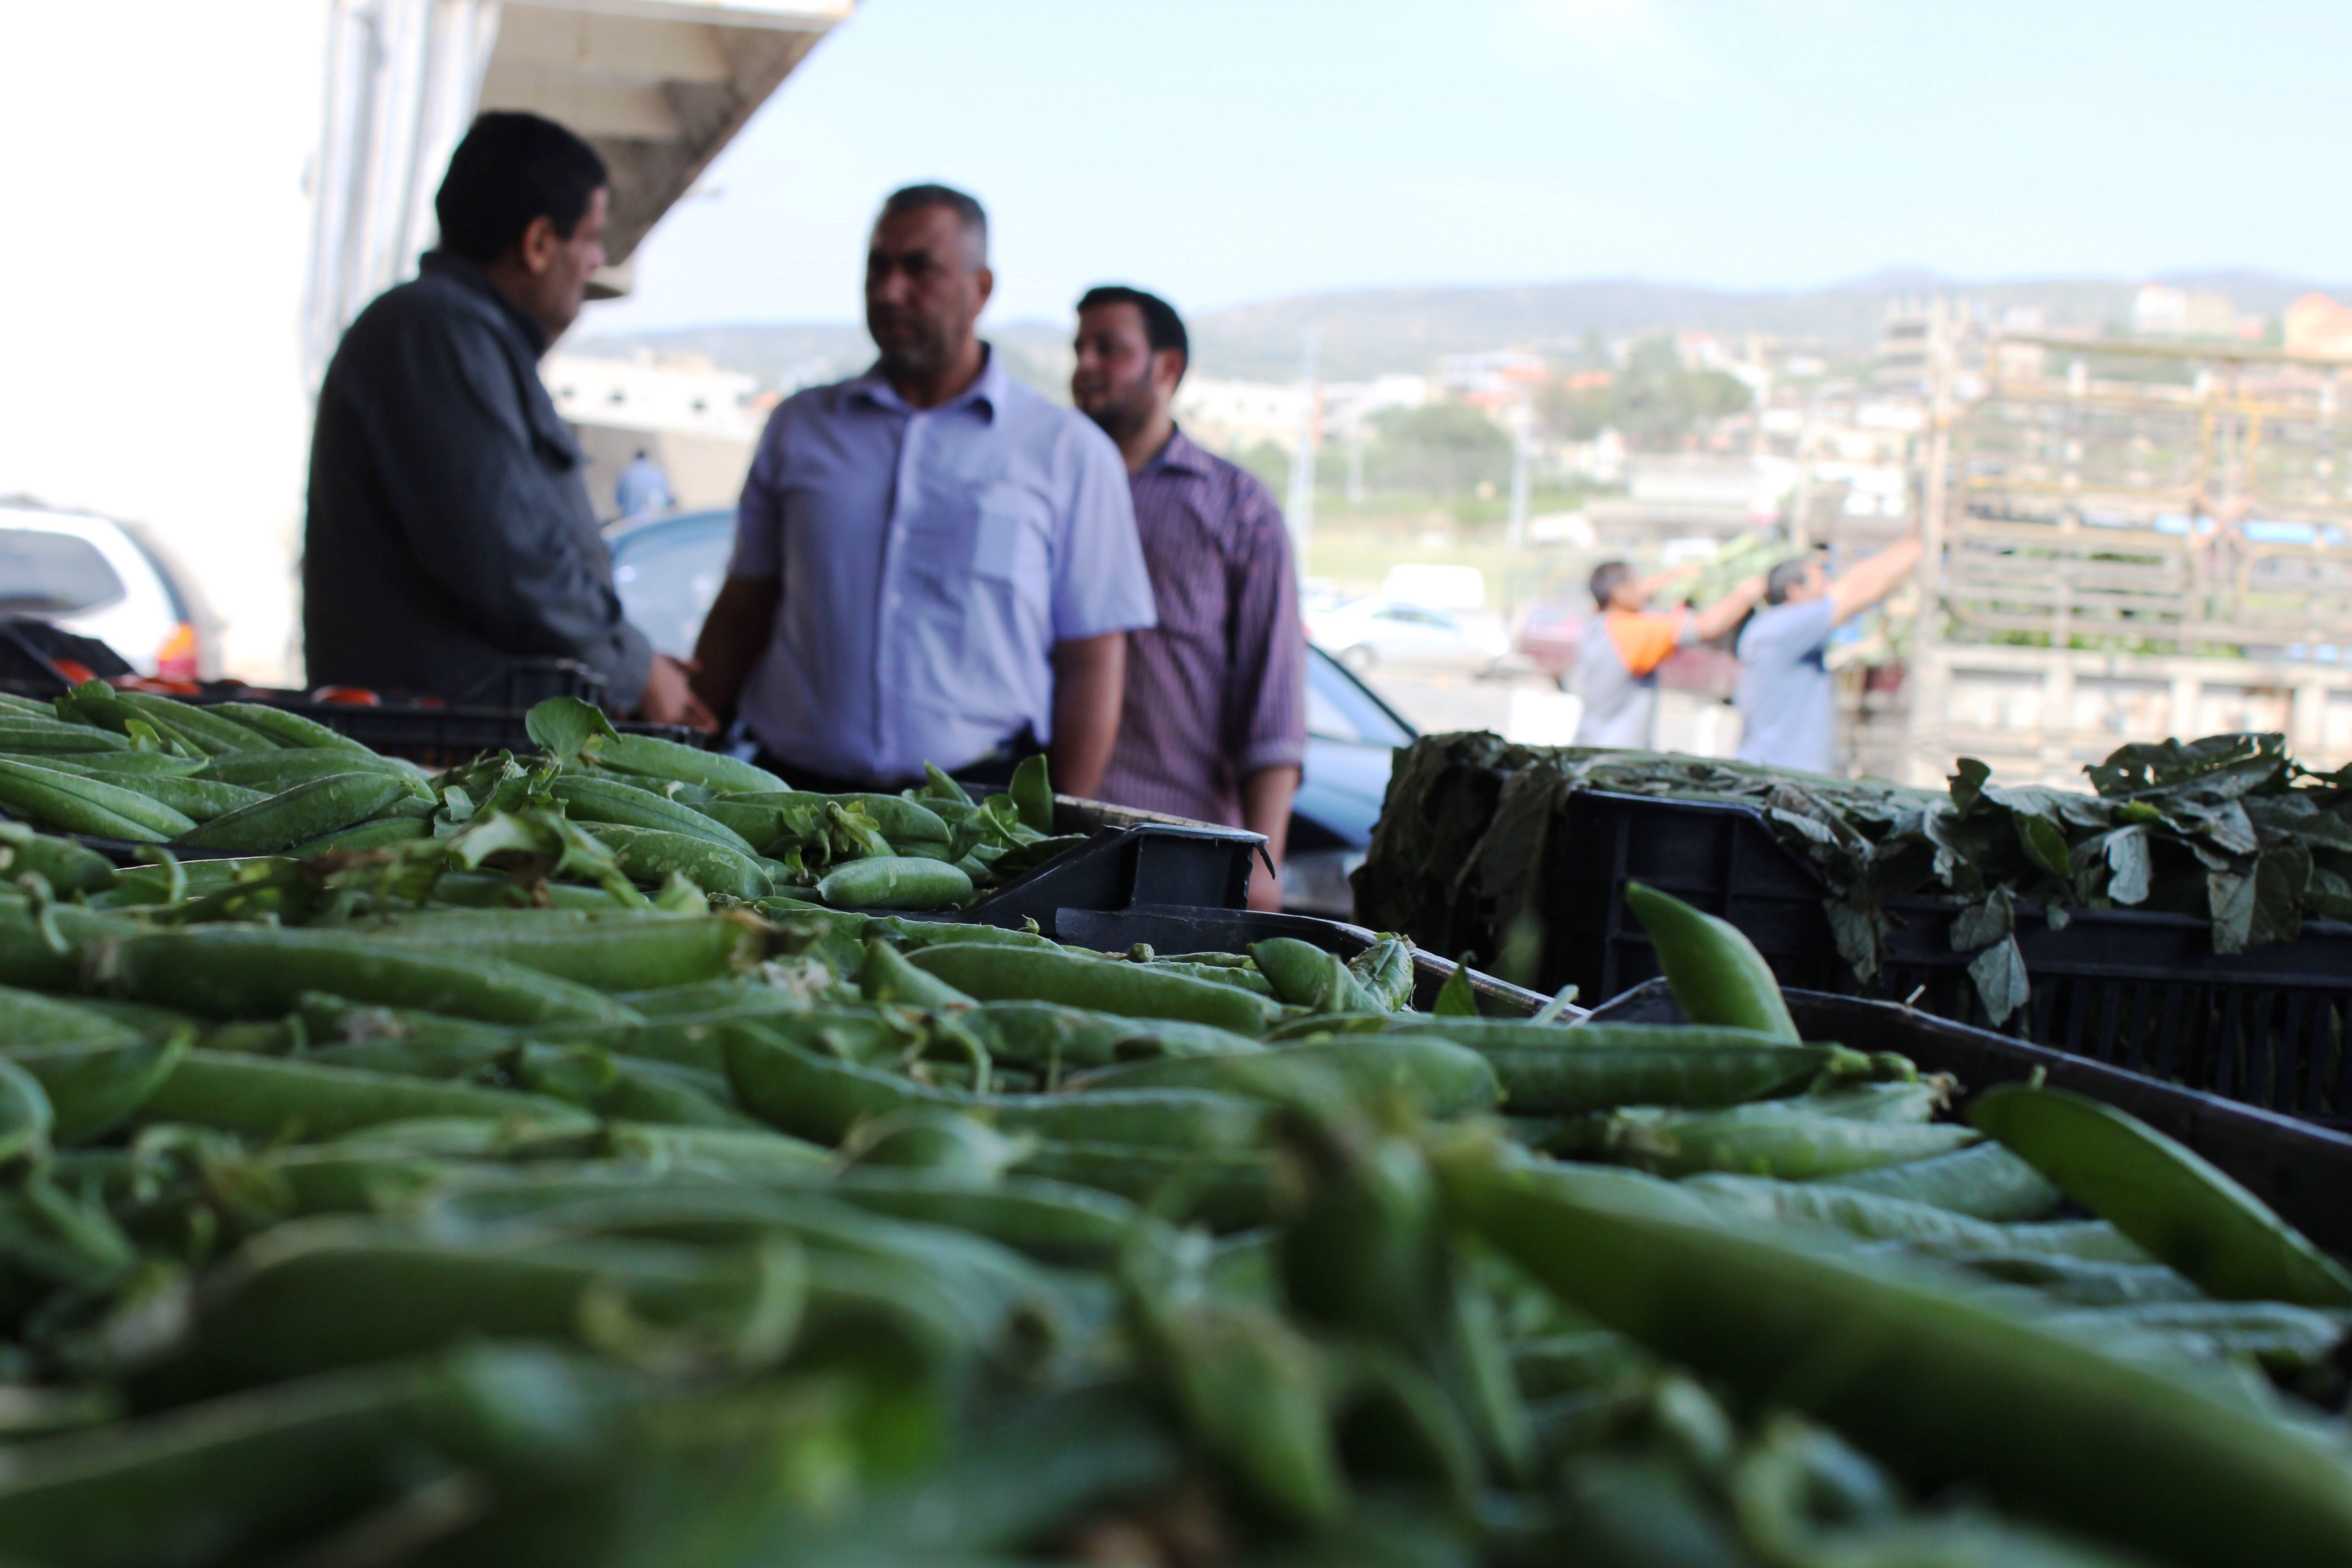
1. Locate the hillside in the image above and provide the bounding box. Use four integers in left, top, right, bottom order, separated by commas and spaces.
575, 270, 2346, 387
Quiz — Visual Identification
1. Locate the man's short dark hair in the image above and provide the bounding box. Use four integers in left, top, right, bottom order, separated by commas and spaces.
436, 112, 607, 265
1765, 555, 1816, 605
877, 183, 988, 266
1078, 285, 1190, 382
1589, 560, 1635, 608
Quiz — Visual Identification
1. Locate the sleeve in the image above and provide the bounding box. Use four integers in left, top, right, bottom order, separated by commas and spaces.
1225, 475, 1308, 775
1607, 610, 1688, 677
728, 409, 790, 580
350, 313, 654, 706
1050, 422, 1158, 641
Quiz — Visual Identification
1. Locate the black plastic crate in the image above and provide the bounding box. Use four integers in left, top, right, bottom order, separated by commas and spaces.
1585, 977, 2352, 1259
1558, 789, 2352, 1127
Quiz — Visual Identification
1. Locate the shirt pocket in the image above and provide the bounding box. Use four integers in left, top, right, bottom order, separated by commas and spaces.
972, 485, 1051, 586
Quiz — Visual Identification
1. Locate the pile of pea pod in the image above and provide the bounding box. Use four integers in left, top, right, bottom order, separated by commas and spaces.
0, 779, 2346, 1563
0, 687, 1070, 909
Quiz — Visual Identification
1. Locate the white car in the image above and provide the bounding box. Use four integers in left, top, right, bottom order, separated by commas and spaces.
0, 500, 211, 678
1303, 597, 1510, 676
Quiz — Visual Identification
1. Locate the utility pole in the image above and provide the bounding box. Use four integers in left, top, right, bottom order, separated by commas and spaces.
1284, 332, 1319, 569
1506, 401, 1532, 551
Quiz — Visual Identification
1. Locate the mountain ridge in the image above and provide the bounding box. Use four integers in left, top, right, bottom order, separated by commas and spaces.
578, 270, 2350, 387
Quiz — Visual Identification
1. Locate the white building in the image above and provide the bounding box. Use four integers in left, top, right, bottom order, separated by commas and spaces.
543, 353, 764, 516
1, 0, 851, 685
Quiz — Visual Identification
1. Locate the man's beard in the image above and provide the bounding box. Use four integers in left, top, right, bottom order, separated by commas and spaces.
1080, 371, 1158, 443
871, 310, 947, 378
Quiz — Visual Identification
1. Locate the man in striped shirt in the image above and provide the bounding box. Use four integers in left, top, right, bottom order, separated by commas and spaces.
1072, 286, 1308, 910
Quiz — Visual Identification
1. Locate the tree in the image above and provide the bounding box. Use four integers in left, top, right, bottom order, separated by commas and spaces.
1363, 403, 1513, 496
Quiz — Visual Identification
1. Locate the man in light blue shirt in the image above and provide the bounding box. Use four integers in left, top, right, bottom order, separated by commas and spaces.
1735, 530, 1922, 774
690, 185, 1156, 794
614, 449, 673, 519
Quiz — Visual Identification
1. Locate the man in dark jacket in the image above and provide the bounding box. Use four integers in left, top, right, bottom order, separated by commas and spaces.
304, 112, 706, 724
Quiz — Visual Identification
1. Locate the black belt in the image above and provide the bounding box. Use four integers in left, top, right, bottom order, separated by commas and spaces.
754, 727, 1042, 797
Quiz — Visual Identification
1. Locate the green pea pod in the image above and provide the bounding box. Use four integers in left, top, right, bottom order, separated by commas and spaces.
1104, 1016, 1269, 1058
355, 911, 767, 993
35, 748, 209, 778
1441, 1146, 2352, 1568
1013, 1138, 1276, 1231
0, 824, 118, 893
139, 1050, 598, 1138
550, 774, 760, 856
1624, 881, 1798, 1041
1007, 754, 1055, 833
0, 756, 194, 840
0, 902, 143, 991
0, 716, 132, 752
286, 815, 433, 856
604, 1120, 834, 1176
862, 915, 1056, 952
815, 855, 973, 911
947, 1000, 1139, 1075
1065, 1034, 1501, 1117
27, 758, 270, 823
988, 1088, 1269, 1149
726, 1022, 952, 1142
2039, 1300, 2352, 1375
720, 790, 952, 846
110, 691, 278, 755
584, 823, 770, 900
843, 1106, 1029, 1181
208, 749, 431, 796
822, 1169, 1147, 1265
920, 763, 975, 806
910, 945, 1278, 1037
0, 1056, 54, 1163
590, 731, 788, 795
1133, 957, 1274, 996
108, 926, 640, 1025
7, 1029, 189, 1143
1971, 1082, 2352, 1308
1816, 1140, 2063, 1221
177, 1223, 800, 1387
0, 1346, 624, 1568
1476, 1040, 1858, 1115
1249, 936, 1335, 1005
174, 772, 408, 853
202, 701, 380, 755
859, 937, 975, 1009
1558, 1105, 1980, 1178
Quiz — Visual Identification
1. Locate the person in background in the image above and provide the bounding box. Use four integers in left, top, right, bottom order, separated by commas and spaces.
1071, 285, 1307, 911
1572, 560, 1761, 750
1734, 531, 1925, 774
690, 185, 1154, 796
615, 449, 673, 519
305, 112, 707, 725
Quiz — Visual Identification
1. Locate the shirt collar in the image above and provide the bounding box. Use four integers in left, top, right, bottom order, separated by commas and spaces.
1145, 424, 1215, 477
418, 249, 550, 356
849, 342, 1005, 421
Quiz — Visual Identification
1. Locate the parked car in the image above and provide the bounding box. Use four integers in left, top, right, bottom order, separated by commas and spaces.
1514, 600, 1741, 701
1303, 596, 1510, 676
0, 500, 211, 678
605, 508, 1414, 916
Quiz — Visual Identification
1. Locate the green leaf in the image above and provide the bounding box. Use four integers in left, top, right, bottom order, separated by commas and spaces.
524, 697, 618, 764
2207, 866, 2255, 955
1966, 936, 2029, 1026
2102, 826, 2152, 906
1949, 889, 2013, 953
2011, 812, 2073, 881
1433, 956, 1479, 1017
1948, 757, 1992, 814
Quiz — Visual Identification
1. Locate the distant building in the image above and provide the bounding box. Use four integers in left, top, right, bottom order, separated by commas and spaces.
2133, 284, 2239, 340
543, 352, 763, 517
2283, 294, 2352, 360
1438, 349, 1546, 411
1172, 377, 1313, 455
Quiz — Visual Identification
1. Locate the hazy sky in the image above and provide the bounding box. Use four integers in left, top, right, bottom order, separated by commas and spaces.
587, 0, 2352, 336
